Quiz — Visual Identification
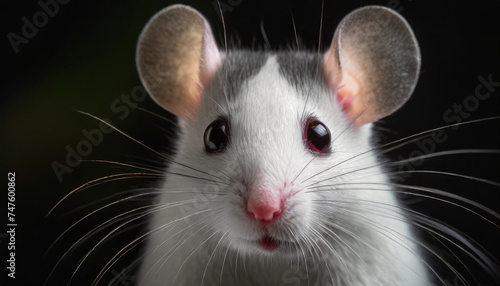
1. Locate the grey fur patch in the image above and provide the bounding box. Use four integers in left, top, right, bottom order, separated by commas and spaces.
217, 51, 268, 101
276, 51, 323, 91
211, 51, 325, 103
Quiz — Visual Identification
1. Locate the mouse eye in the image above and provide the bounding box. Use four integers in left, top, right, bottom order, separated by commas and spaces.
304, 119, 331, 153
204, 117, 230, 153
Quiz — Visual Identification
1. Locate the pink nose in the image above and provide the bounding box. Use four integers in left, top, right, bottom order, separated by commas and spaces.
246, 190, 282, 223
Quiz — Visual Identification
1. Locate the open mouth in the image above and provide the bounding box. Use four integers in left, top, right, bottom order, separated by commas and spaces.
260, 235, 281, 251
237, 231, 300, 253
257, 234, 300, 253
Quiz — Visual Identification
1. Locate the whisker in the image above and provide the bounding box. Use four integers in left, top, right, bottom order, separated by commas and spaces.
316, 0, 324, 55
201, 231, 229, 286
312, 218, 376, 281
95, 218, 182, 286
298, 232, 311, 286
391, 149, 500, 166
318, 198, 498, 283
65, 200, 212, 286
290, 8, 299, 50
388, 170, 500, 188
75, 110, 167, 158
48, 166, 233, 217
260, 19, 271, 49
309, 182, 499, 226
62, 187, 154, 217
80, 159, 163, 173
171, 229, 219, 285
203, 87, 229, 114
50, 195, 215, 285
219, 240, 231, 285
153, 210, 225, 281
302, 117, 500, 185
74, 110, 230, 184
307, 223, 349, 285
47, 173, 162, 217
323, 205, 453, 285
428, 232, 475, 285
378, 116, 500, 153
316, 218, 408, 283
104, 210, 223, 286
46, 190, 161, 257
216, 0, 228, 54
292, 157, 315, 184
136, 106, 178, 126
46, 204, 152, 286
305, 148, 500, 189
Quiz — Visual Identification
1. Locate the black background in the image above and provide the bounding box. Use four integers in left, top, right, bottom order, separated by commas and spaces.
1, 0, 499, 285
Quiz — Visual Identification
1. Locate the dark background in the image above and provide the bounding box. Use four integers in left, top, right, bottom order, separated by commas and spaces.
1, 0, 499, 285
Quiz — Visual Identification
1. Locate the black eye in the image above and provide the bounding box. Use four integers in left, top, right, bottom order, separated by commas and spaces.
204, 117, 230, 153
304, 119, 331, 153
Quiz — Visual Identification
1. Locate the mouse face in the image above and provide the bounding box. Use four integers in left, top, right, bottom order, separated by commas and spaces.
134, 5, 429, 285
182, 52, 364, 255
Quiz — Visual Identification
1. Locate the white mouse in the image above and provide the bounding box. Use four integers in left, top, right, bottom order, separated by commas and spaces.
133, 4, 431, 285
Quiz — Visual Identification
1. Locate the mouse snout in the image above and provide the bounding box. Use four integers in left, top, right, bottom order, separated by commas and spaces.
245, 189, 284, 223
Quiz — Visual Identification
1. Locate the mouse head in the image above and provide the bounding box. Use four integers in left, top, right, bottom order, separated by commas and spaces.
136, 5, 420, 255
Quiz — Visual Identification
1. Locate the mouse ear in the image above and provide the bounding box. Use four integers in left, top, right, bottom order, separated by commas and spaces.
136, 5, 220, 119
323, 6, 420, 126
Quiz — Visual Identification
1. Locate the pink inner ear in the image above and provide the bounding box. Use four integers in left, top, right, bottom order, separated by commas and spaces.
337, 88, 353, 111
336, 73, 360, 111
322, 46, 359, 113
323, 55, 373, 126
199, 22, 221, 88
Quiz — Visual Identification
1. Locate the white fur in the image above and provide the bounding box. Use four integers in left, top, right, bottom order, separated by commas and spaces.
138, 57, 430, 285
